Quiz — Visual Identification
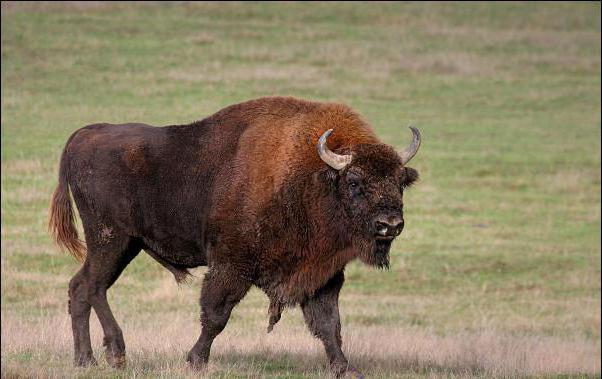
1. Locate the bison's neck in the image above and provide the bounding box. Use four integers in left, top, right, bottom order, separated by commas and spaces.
255, 172, 360, 305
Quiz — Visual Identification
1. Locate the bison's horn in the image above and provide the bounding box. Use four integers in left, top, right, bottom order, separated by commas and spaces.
317, 129, 352, 170
399, 126, 421, 166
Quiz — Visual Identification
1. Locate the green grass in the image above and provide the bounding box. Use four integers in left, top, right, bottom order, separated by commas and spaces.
1, 2, 600, 378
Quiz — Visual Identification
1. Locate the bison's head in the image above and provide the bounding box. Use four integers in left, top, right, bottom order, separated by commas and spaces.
317, 127, 421, 269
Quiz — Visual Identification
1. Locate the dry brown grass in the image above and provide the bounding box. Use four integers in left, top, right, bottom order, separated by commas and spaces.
1, 309, 599, 378
1, 159, 44, 176
1, 276, 600, 377
2, 186, 51, 205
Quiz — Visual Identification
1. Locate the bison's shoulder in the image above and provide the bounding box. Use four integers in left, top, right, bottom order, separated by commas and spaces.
206, 96, 381, 205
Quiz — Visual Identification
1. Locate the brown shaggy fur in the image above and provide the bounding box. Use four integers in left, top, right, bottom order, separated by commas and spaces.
48, 96, 420, 377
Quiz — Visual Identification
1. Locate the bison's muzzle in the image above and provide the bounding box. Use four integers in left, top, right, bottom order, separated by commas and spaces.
373, 214, 404, 239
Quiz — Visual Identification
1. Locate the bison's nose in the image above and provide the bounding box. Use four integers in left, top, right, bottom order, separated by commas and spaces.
374, 215, 404, 237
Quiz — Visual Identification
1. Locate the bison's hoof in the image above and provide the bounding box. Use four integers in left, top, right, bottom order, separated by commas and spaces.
105, 351, 126, 369
334, 366, 364, 379
186, 353, 208, 371
74, 353, 97, 367
342, 367, 365, 379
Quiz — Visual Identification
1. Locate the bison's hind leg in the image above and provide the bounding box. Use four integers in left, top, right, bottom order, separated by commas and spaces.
68, 267, 97, 366
69, 226, 142, 369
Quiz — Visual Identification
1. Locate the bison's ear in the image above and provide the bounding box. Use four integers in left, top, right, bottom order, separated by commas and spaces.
401, 167, 419, 189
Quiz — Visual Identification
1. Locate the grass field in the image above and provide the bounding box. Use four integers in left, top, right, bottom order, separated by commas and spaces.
1, 2, 600, 378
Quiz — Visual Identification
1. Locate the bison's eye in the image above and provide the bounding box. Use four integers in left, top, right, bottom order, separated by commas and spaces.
346, 170, 364, 197
348, 181, 363, 197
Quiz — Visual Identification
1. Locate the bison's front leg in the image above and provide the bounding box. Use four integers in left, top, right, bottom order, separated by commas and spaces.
187, 266, 251, 370
301, 271, 363, 378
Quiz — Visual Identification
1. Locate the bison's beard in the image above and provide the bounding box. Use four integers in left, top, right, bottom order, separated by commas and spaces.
372, 239, 392, 269
356, 238, 392, 269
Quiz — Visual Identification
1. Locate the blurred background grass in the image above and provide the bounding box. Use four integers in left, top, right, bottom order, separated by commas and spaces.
1, 2, 600, 378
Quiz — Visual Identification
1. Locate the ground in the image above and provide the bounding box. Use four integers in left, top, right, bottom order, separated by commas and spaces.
1, 2, 600, 378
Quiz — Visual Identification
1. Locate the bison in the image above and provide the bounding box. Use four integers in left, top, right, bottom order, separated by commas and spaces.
49, 96, 421, 377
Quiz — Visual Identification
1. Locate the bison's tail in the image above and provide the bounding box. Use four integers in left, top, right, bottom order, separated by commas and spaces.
48, 138, 86, 262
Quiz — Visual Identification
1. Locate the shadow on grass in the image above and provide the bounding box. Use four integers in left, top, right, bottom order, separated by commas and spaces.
212, 350, 490, 378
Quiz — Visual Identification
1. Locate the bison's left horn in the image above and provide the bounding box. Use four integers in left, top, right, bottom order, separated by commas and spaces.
399, 126, 421, 166
317, 129, 352, 170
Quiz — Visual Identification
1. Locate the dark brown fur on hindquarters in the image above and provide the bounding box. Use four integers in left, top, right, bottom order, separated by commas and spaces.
48, 96, 421, 374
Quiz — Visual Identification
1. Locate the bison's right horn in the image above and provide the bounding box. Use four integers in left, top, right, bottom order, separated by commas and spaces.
399, 126, 421, 166
317, 129, 352, 170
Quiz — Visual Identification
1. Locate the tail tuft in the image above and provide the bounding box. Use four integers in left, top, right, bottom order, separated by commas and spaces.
48, 141, 86, 262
